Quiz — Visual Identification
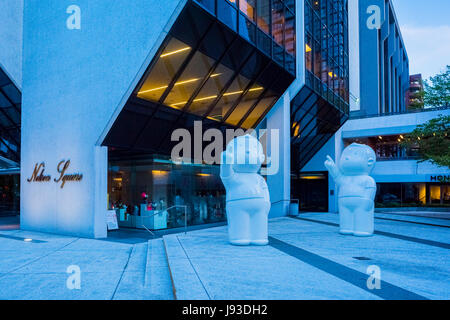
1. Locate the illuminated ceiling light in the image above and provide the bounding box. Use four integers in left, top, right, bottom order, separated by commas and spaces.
210, 73, 222, 78
378, 136, 383, 140
294, 125, 300, 137
300, 175, 325, 180
24, 238, 33, 242
223, 90, 244, 97
206, 116, 220, 121
174, 78, 201, 86
249, 87, 264, 92
139, 78, 201, 94
194, 95, 217, 102
113, 178, 123, 182
305, 44, 312, 53
138, 85, 168, 94
400, 135, 404, 139
160, 47, 191, 58
152, 170, 168, 175
197, 173, 211, 177
171, 95, 218, 108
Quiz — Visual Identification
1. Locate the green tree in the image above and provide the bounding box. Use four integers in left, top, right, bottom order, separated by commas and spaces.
409, 89, 425, 109
424, 65, 450, 107
401, 115, 450, 168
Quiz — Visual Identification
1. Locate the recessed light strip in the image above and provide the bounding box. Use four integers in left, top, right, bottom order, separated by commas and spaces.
160, 47, 191, 58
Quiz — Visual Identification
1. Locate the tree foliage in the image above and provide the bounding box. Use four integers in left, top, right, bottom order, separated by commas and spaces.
424, 65, 450, 108
401, 115, 450, 168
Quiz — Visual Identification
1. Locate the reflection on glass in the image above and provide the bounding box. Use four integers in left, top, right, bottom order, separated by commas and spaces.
271, 0, 284, 46
208, 75, 250, 121
239, 0, 256, 21
137, 38, 191, 102
241, 92, 277, 128
285, 8, 295, 55
108, 157, 227, 229
256, 0, 270, 33
136, 25, 288, 129
225, 85, 264, 126
164, 52, 215, 109
188, 64, 234, 116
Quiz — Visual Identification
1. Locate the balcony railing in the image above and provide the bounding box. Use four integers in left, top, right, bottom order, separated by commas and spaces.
350, 105, 450, 120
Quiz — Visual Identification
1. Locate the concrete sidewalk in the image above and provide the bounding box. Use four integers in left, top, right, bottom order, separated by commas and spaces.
0, 212, 449, 300
0, 227, 173, 300
164, 213, 450, 300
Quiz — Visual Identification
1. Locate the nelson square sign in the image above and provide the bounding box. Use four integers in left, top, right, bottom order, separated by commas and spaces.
27, 160, 83, 188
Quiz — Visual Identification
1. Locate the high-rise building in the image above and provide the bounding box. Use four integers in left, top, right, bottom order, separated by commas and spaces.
407, 74, 424, 109
299, 0, 449, 213
6, 0, 442, 237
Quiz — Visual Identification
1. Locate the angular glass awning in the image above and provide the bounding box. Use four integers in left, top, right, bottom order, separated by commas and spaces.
291, 85, 348, 171
0, 66, 21, 166
104, 1, 294, 157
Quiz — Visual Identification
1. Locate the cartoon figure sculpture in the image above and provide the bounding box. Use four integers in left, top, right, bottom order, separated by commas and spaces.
324, 143, 377, 236
220, 134, 270, 246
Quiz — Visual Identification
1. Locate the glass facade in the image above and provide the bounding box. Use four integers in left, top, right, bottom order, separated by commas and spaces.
0, 67, 21, 164
103, 1, 295, 231
290, 0, 349, 173
344, 135, 420, 161
0, 67, 20, 217
194, 0, 296, 73
376, 183, 450, 208
304, 0, 349, 112
0, 174, 19, 216
108, 155, 226, 229
104, 1, 294, 157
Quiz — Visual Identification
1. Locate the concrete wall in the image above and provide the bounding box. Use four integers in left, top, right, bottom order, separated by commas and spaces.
0, 0, 23, 88
348, 0, 360, 111
358, 0, 409, 117
372, 160, 449, 183
21, 0, 186, 238
266, 0, 305, 217
342, 108, 450, 138
301, 108, 450, 213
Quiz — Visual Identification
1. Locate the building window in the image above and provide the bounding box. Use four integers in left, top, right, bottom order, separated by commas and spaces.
108, 156, 227, 229
344, 135, 420, 161
194, 0, 296, 74
304, 0, 349, 109
376, 183, 450, 208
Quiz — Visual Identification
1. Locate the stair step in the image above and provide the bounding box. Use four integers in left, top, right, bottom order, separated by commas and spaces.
143, 238, 175, 299
163, 234, 210, 300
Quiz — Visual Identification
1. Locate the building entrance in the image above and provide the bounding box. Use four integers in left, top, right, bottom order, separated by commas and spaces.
291, 172, 329, 212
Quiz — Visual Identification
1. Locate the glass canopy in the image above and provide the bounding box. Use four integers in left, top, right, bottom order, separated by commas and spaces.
0, 67, 20, 165
104, 1, 294, 157
136, 35, 280, 129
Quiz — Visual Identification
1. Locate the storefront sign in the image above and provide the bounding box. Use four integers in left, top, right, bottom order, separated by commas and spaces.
27, 163, 51, 182
106, 210, 119, 230
430, 175, 450, 183
27, 160, 83, 188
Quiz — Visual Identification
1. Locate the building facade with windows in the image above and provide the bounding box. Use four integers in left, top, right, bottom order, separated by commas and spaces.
0, 0, 373, 237
299, 0, 450, 213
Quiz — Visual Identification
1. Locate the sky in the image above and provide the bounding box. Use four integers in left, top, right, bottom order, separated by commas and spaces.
392, 0, 450, 80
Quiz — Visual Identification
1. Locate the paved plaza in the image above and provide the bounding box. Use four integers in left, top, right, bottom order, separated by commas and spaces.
0, 212, 448, 300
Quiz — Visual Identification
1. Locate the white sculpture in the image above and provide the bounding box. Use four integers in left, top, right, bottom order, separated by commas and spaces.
324, 143, 377, 236
220, 134, 270, 246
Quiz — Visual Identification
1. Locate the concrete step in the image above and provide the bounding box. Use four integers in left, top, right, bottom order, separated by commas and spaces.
162, 234, 210, 300
143, 238, 175, 299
